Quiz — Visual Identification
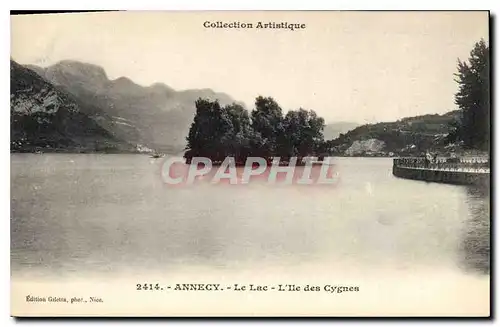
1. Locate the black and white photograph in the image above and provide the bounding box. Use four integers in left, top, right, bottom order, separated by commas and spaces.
9, 10, 490, 317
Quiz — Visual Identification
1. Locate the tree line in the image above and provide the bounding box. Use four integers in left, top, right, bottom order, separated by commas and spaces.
184, 96, 326, 164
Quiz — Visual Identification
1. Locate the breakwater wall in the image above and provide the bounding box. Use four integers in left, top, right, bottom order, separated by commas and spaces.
392, 158, 490, 186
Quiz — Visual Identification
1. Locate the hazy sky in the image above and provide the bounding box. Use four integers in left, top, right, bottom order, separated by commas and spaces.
11, 11, 488, 124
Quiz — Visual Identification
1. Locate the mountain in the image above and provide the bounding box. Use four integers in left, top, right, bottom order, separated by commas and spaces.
27, 60, 241, 153
323, 122, 360, 140
10, 60, 136, 153
326, 111, 461, 156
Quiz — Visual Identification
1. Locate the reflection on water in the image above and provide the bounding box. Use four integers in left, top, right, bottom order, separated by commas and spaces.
10, 155, 491, 278
459, 185, 490, 274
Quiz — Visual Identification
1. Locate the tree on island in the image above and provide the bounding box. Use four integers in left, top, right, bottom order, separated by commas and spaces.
250, 96, 286, 158
184, 99, 231, 162
447, 39, 490, 151
282, 109, 325, 159
223, 103, 254, 163
184, 96, 325, 164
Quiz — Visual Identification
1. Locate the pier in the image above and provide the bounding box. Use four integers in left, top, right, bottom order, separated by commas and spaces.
392, 157, 490, 186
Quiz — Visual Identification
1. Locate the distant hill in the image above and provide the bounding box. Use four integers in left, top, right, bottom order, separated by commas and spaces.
27, 60, 241, 153
323, 122, 360, 140
10, 60, 136, 153
327, 111, 461, 156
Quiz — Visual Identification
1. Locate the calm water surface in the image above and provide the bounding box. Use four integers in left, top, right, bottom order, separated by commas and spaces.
11, 154, 490, 278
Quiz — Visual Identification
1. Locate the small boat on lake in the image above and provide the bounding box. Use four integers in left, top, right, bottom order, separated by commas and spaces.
150, 151, 165, 158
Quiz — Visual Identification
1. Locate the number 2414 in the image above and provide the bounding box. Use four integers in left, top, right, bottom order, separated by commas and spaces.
136, 283, 162, 291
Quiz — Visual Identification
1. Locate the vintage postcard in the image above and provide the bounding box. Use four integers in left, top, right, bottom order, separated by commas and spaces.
10, 11, 490, 317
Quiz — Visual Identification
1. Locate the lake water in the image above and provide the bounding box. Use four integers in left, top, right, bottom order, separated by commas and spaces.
10, 154, 490, 315
11, 154, 490, 316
